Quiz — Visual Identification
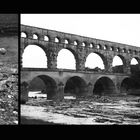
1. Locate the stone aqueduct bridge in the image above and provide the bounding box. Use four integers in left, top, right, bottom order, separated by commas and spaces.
21, 24, 140, 102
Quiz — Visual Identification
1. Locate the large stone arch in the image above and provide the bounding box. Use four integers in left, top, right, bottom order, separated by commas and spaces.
130, 56, 140, 73
120, 77, 140, 95
57, 48, 77, 69
23, 42, 47, 55
29, 76, 46, 91
130, 56, 140, 64
22, 44, 48, 68
113, 54, 126, 66
117, 55, 127, 65
112, 54, 127, 73
29, 75, 57, 100
64, 76, 87, 96
93, 76, 116, 95
85, 51, 108, 70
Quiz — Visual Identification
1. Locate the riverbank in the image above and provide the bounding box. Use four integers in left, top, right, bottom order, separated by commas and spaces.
0, 36, 18, 125
21, 95, 140, 125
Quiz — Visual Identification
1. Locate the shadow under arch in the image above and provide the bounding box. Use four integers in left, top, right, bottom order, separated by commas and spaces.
29, 75, 57, 100
64, 76, 87, 96
93, 77, 116, 95
120, 77, 140, 95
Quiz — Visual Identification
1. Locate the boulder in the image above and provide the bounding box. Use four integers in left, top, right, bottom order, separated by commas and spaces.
0, 48, 6, 55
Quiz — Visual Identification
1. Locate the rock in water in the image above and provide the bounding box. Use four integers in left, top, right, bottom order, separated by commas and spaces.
0, 48, 6, 55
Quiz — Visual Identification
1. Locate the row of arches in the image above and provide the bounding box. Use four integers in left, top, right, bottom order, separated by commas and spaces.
22, 45, 139, 73
21, 32, 139, 55
22, 75, 139, 102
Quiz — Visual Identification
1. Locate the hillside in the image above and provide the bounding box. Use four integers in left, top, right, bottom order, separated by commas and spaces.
0, 14, 18, 125
0, 36, 18, 65
0, 14, 18, 24
0, 14, 18, 35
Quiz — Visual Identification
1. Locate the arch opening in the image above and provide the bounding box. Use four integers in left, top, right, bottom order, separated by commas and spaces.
74, 41, 78, 46
120, 77, 140, 95
85, 52, 105, 72
44, 35, 49, 41
22, 45, 47, 68
21, 32, 27, 38
28, 75, 57, 100
96, 44, 101, 49
82, 42, 86, 47
130, 57, 139, 74
89, 43, 93, 48
33, 34, 38, 39
64, 76, 86, 96
128, 49, 132, 54
55, 37, 59, 43
110, 46, 114, 51
57, 48, 76, 70
112, 55, 125, 73
64, 39, 69, 44
122, 48, 126, 53
103, 45, 107, 50
134, 50, 138, 55
93, 77, 116, 95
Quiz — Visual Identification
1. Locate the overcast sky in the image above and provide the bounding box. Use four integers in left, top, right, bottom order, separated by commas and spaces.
21, 14, 140, 47
21, 14, 139, 68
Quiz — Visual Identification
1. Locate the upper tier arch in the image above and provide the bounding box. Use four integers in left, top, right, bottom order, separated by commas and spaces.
21, 24, 140, 74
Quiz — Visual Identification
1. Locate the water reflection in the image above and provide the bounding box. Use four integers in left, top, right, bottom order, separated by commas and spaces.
29, 91, 47, 98
28, 91, 76, 100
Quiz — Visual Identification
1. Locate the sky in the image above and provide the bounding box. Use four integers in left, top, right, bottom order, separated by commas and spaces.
21, 14, 139, 69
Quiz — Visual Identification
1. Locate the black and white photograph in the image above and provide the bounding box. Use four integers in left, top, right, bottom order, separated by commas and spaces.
0, 14, 18, 125
20, 14, 140, 125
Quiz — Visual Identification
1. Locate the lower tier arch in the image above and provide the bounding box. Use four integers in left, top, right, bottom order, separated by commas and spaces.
93, 77, 116, 95
64, 76, 87, 96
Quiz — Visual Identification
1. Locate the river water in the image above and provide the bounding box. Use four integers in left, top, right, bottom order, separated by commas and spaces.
28, 91, 76, 99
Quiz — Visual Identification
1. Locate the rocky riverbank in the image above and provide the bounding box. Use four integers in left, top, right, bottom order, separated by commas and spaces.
0, 33, 18, 125
0, 64, 18, 125
21, 95, 140, 125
